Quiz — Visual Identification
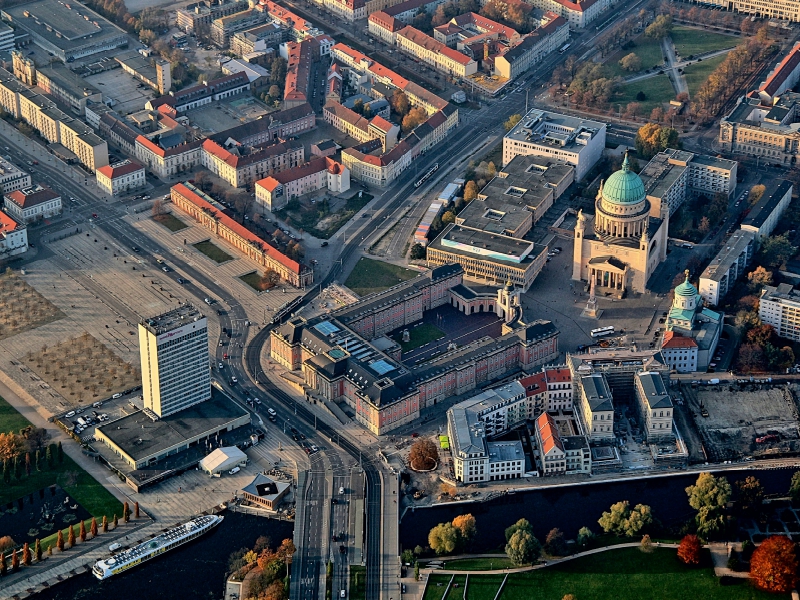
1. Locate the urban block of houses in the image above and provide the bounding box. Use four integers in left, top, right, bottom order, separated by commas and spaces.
258, 0, 324, 39
147, 72, 251, 114
323, 101, 400, 150
95, 159, 146, 196
534, 412, 591, 475
255, 155, 350, 211
176, 0, 248, 33
230, 22, 286, 56
114, 50, 172, 95
12, 52, 102, 116
698, 229, 756, 307
271, 265, 559, 434
0, 157, 31, 195
210, 7, 267, 47
3, 184, 61, 224
527, 0, 617, 29
209, 103, 316, 147
201, 138, 305, 188
0, 209, 27, 258
170, 182, 313, 287
283, 38, 319, 108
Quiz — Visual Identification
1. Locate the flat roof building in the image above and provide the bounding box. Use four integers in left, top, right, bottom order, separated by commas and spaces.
0, 156, 31, 195
2, 0, 129, 62
634, 371, 673, 442
760, 283, 800, 342
740, 179, 793, 241
241, 473, 290, 510
139, 304, 211, 418
699, 229, 756, 307
503, 108, 605, 180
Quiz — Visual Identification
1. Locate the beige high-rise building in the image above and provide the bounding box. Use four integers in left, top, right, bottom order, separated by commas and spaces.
139, 304, 210, 418
572, 155, 668, 295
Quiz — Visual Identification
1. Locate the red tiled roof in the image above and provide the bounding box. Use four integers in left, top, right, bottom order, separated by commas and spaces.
452, 12, 518, 40
383, 0, 431, 17
369, 115, 394, 133
137, 136, 202, 158
762, 42, 800, 96
536, 412, 563, 455
544, 367, 570, 383
369, 11, 402, 32
324, 101, 371, 132
434, 23, 462, 35
172, 182, 302, 275
548, 0, 598, 12
256, 155, 328, 189
661, 331, 698, 349
519, 372, 547, 396
96, 160, 144, 179
397, 26, 474, 66
0, 210, 21, 234
5, 185, 59, 209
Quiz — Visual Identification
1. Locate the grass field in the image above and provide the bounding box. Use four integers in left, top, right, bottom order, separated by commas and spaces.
449, 548, 774, 600
344, 258, 418, 297
615, 74, 676, 113
395, 323, 445, 352
439, 557, 514, 571
239, 271, 264, 292
193, 240, 233, 263
0, 394, 31, 434
423, 573, 453, 600
683, 54, 727, 98
603, 34, 665, 78
671, 26, 737, 58
349, 565, 366, 600
153, 212, 188, 232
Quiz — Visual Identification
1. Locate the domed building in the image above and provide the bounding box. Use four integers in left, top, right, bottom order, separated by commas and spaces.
572, 154, 668, 295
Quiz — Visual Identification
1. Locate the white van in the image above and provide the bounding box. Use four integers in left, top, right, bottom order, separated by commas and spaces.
77, 417, 87, 427
267, 408, 277, 417
108, 543, 121, 552
228, 466, 241, 475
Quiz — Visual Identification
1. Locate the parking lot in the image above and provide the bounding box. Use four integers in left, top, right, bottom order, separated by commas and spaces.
56, 390, 139, 442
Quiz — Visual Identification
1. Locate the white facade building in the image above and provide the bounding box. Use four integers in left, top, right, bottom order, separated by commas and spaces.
698, 229, 756, 307
0, 157, 31, 195
95, 160, 146, 196
760, 284, 800, 342
634, 371, 674, 442
3, 185, 61, 224
0, 209, 27, 257
139, 304, 211, 418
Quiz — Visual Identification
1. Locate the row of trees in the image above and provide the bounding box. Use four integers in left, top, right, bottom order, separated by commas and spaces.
227, 536, 296, 600
428, 514, 477, 555
634, 123, 680, 160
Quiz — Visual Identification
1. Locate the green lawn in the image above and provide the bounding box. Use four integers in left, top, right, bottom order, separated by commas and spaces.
440, 557, 514, 571
239, 271, 264, 292
671, 25, 737, 58
349, 565, 366, 600
683, 54, 727, 98
615, 74, 677, 114
395, 323, 445, 352
423, 573, 453, 600
193, 240, 233, 263
344, 258, 418, 297
603, 34, 666, 78
153, 212, 188, 232
444, 575, 467, 599
0, 394, 31, 434
459, 548, 776, 600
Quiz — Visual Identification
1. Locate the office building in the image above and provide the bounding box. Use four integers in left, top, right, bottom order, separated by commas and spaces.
12, 52, 102, 116
720, 92, 800, 165
210, 8, 267, 47
759, 283, 800, 342
255, 155, 350, 212
231, 23, 285, 56
572, 155, 669, 295
634, 371, 674, 442
139, 304, 211, 418
698, 229, 756, 307
0, 22, 14, 53
576, 373, 614, 441
3, 184, 61, 224
2, 0, 128, 62
493, 14, 569, 80
638, 148, 737, 219
660, 331, 698, 374
200, 138, 304, 188
176, 0, 249, 33
534, 412, 590, 475
323, 101, 399, 151
528, 0, 617, 28
684, 0, 800, 22
503, 108, 605, 180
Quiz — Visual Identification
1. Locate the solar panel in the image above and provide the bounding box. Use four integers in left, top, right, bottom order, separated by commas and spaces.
371, 359, 396, 375
314, 321, 340, 336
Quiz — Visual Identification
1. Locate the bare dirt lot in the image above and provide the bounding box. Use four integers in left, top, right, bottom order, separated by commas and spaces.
0, 269, 64, 340
684, 384, 800, 461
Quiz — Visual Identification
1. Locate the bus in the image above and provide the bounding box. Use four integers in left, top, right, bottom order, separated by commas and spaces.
590, 326, 615, 338
558, 43, 571, 54
414, 163, 439, 188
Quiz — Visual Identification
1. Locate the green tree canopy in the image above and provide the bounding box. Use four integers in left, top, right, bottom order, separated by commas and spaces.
686, 472, 731, 537
598, 501, 653, 536
645, 14, 673, 39
504, 114, 522, 131
619, 52, 642, 72
428, 522, 460, 555
505, 529, 540, 566
505, 518, 533, 542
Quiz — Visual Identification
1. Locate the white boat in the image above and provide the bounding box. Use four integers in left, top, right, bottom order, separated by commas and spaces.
92, 515, 223, 580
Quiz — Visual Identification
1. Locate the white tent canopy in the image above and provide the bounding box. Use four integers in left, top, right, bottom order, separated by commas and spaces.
198, 446, 247, 475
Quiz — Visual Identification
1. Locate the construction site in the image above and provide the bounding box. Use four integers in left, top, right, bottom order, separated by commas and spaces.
681, 381, 800, 463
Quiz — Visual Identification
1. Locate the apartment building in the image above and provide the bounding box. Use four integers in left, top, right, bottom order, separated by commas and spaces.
3, 185, 61, 224
323, 101, 400, 150
638, 149, 738, 219
171, 182, 313, 288
544, 366, 572, 412
575, 373, 614, 441
527, 0, 616, 29
13, 52, 102, 116
176, 0, 248, 33
231, 23, 285, 56
685, 0, 800, 22
660, 331, 698, 374
634, 371, 673, 443
503, 108, 605, 180
283, 39, 318, 108
136, 137, 202, 179
255, 155, 349, 211
534, 412, 590, 475
96, 160, 146, 196
258, 0, 322, 39
760, 284, 800, 341
0, 209, 27, 258
0, 157, 31, 195
740, 179, 793, 241
210, 8, 267, 47
139, 304, 211, 418
201, 139, 304, 188
395, 26, 477, 77
494, 14, 568, 80
699, 229, 756, 307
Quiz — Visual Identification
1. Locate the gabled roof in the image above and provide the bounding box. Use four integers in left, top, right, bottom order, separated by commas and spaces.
518, 371, 546, 396
661, 330, 697, 349
5, 185, 59, 209
96, 159, 144, 179
397, 26, 474, 66
536, 412, 564, 456
0, 209, 22, 234
762, 42, 800, 96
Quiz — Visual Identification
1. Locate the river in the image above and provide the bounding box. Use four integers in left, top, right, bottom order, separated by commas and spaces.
31, 512, 294, 600
399, 468, 800, 551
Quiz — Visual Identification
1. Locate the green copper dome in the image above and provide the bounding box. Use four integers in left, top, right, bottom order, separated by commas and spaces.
674, 270, 698, 297
602, 155, 645, 205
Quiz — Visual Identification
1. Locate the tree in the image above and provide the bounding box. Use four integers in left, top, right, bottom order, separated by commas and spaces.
409, 243, 426, 260
151, 199, 167, 217
749, 184, 766, 206
441, 211, 456, 225
624, 102, 641, 119
10, 549, 18, 572
1, 460, 7, 484
760, 234, 797, 269
503, 114, 522, 131
0, 432, 22, 461
409, 438, 439, 470
428, 522, 459, 555
505, 529, 540, 566
636, 91, 647, 101
134, 502, 140, 519
736, 476, 764, 517
619, 52, 642, 72
747, 266, 773, 290
268, 84, 282, 99
390, 90, 411, 117
102, 515, 108, 533
401, 107, 427, 133
270, 57, 288, 88
35, 449, 41, 472
750, 535, 798, 593
463, 181, 478, 202
13, 455, 22, 480
452, 514, 476, 544
790, 471, 800, 505
79, 520, 86, 542
113, 514, 118, 528
505, 518, 533, 542
650, 107, 665, 123
67, 526, 75, 548
260, 268, 281, 290
545, 528, 567, 556
123, 501, 130, 523
34, 539, 41, 562
45, 445, 53, 468
598, 501, 653, 536
414, 561, 420, 581
21, 542, 30, 566
0, 552, 5, 576
56, 530, 64, 551
686, 472, 731, 537
57, 441, 63, 464
91, 517, 98, 537
698, 216, 710, 233
646, 14, 673, 39
259, 580, 287, 600
635, 123, 680, 159
577, 526, 594, 548
352, 98, 365, 115
677, 534, 702, 565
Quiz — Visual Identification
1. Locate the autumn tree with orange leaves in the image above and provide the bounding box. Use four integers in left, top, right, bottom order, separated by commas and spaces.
750, 535, 798, 593
677, 534, 702, 566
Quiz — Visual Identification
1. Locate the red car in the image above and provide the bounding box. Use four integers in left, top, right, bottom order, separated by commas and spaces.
92, 213, 98, 218
411, 432, 419, 438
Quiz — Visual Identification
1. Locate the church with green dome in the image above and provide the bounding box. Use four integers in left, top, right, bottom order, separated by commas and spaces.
572, 154, 669, 295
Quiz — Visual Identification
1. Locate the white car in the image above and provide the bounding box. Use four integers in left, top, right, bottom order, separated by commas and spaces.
65, 411, 75, 418
218, 362, 224, 369
231, 376, 238, 383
